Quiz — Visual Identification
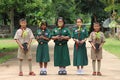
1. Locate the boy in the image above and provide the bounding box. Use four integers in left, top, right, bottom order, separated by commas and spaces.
89, 22, 105, 76
14, 18, 35, 76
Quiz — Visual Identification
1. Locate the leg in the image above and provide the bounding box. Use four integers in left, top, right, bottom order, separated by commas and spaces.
77, 66, 79, 70
81, 66, 83, 69
62, 66, 67, 75
97, 60, 102, 76
39, 62, 43, 69
58, 66, 63, 75
92, 60, 96, 75
80, 66, 84, 74
28, 59, 32, 72
43, 62, 48, 75
19, 59, 23, 76
44, 62, 47, 69
28, 59, 35, 76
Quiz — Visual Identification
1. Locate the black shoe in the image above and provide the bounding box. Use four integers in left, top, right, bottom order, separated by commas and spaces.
40, 71, 44, 75
62, 70, 67, 75
58, 71, 63, 75
43, 71, 47, 75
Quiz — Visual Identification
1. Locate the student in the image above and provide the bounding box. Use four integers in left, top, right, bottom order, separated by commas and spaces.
14, 18, 35, 76
88, 22, 105, 76
52, 17, 71, 75
36, 21, 51, 75
72, 18, 88, 74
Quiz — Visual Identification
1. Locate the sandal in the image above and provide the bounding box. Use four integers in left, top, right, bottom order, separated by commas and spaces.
92, 72, 96, 76
97, 72, 102, 76
29, 72, 36, 76
19, 72, 23, 76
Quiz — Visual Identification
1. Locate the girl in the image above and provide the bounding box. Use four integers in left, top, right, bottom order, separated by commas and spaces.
88, 22, 105, 76
72, 18, 88, 74
36, 21, 51, 75
52, 17, 71, 75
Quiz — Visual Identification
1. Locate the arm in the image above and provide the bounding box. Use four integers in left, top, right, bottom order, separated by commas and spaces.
41, 36, 50, 41
52, 36, 59, 40
90, 42, 96, 50
79, 38, 87, 44
15, 39, 23, 49
73, 38, 79, 44
61, 36, 70, 40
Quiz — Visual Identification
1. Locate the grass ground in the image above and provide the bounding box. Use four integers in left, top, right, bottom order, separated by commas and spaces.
0, 38, 18, 52
103, 38, 120, 58
0, 38, 17, 63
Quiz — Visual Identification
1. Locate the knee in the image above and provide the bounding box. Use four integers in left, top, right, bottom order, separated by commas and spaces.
92, 60, 96, 62
28, 59, 32, 61
19, 59, 23, 61
97, 60, 101, 62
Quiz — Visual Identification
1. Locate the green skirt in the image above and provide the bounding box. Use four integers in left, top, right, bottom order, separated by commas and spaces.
54, 44, 70, 66
36, 43, 50, 62
73, 43, 88, 66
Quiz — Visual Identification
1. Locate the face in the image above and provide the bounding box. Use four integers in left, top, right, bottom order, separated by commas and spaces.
41, 24, 46, 30
58, 19, 64, 27
20, 21, 27, 28
93, 24, 100, 32
76, 19, 82, 27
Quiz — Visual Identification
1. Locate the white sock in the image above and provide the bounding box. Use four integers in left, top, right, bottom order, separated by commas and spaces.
43, 68, 46, 71
28, 61, 32, 72
19, 61, 22, 72
62, 68, 65, 71
59, 68, 62, 71
41, 68, 44, 71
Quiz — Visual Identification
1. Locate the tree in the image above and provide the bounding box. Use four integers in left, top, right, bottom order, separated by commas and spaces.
74, 0, 108, 33
100, 0, 120, 37
51, 0, 76, 23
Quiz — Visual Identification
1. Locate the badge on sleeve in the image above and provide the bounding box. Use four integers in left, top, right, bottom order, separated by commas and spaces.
55, 30, 58, 33
45, 33, 48, 35
64, 30, 66, 33
82, 30, 85, 32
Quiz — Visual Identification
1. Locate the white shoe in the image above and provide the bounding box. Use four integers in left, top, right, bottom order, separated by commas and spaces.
80, 69, 84, 74
77, 70, 81, 74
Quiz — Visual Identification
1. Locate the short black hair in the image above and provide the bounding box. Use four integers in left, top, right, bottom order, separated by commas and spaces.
76, 18, 83, 22
93, 22, 100, 26
19, 18, 26, 23
56, 17, 65, 26
40, 21, 48, 27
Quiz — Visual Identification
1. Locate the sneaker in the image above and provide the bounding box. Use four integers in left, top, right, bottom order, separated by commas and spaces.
43, 71, 47, 75
80, 69, 84, 74
77, 70, 81, 74
29, 72, 36, 76
40, 71, 44, 75
19, 72, 23, 76
58, 70, 63, 75
62, 70, 67, 75
97, 72, 102, 76
92, 72, 96, 76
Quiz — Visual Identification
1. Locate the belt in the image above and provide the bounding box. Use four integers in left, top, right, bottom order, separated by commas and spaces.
56, 43, 67, 46
39, 42, 47, 45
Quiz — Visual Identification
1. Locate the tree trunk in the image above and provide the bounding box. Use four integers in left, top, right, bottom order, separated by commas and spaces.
9, 8, 14, 37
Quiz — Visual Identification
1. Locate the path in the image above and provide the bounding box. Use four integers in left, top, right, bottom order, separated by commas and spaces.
0, 39, 120, 80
